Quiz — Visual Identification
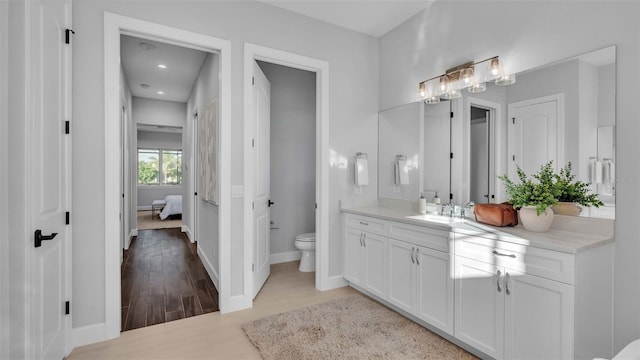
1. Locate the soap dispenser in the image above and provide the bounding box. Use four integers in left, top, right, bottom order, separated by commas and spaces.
433, 192, 441, 205
418, 192, 427, 214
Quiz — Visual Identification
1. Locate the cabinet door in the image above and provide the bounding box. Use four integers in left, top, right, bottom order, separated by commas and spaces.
454, 256, 504, 359
416, 246, 453, 335
504, 271, 574, 360
387, 239, 415, 313
362, 232, 387, 299
344, 228, 364, 286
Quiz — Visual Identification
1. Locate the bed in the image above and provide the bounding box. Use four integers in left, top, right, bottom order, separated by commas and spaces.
159, 195, 182, 220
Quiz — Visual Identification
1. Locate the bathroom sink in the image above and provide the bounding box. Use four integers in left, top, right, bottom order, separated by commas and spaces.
406, 214, 467, 225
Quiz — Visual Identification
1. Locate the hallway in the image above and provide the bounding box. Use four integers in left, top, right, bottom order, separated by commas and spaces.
121, 228, 218, 331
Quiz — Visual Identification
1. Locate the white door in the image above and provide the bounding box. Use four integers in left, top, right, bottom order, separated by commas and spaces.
252, 61, 271, 298
361, 232, 387, 299
30, 0, 71, 358
470, 111, 489, 204
509, 96, 562, 177
120, 106, 125, 263
192, 112, 199, 243
504, 271, 574, 359
343, 228, 364, 285
415, 245, 453, 335
454, 256, 504, 359
387, 238, 414, 313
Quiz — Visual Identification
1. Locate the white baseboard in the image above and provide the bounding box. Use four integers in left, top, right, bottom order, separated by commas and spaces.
270, 250, 301, 264
318, 274, 348, 291
72, 322, 107, 348
137, 206, 152, 211
197, 245, 219, 291
124, 229, 136, 250
181, 225, 194, 243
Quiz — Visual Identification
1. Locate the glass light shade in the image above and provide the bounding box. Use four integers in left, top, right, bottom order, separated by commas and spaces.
461, 67, 474, 85
489, 58, 501, 76
441, 90, 461, 100
495, 73, 516, 86
424, 96, 440, 104
467, 82, 487, 93
418, 82, 426, 99
439, 75, 448, 92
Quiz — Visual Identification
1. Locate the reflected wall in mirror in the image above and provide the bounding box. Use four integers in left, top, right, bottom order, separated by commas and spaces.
450, 45, 616, 219
377, 46, 615, 219
378, 101, 450, 202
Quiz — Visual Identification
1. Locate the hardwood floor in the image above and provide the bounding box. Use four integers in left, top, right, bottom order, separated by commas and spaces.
68, 262, 356, 359
121, 228, 219, 331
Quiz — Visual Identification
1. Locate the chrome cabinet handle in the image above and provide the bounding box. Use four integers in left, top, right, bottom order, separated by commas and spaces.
359, 221, 369, 226
362, 234, 366, 247
505, 272, 511, 295
359, 233, 363, 246
410, 247, 415, 264
415, 248, 420, 265
493, 250, 516, 258
496, 270, 502, 292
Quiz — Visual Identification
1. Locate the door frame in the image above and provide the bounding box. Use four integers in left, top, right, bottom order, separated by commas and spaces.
190, 111, 199, 244
463, 97, 503, 203
243, 43, 331, 301
103, 13, 231, 341
0, 1, 9, 357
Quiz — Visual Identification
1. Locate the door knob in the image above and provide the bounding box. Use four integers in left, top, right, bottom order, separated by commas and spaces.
34, 229, 58, 248
268, 199, 275, 207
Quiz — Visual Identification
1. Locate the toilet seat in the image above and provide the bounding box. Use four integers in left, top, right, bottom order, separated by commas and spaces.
296, 233, 316, 242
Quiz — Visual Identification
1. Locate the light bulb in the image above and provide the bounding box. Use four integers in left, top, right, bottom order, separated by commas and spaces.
439, 75, 448, 92
490, 58, 500, 76
418, 82, 426, 98
461, 67, 473, 85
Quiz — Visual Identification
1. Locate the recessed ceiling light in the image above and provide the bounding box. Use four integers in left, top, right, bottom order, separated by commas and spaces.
140, 83, 150, 89
157, 91, 164, 95
138, 42, 156, 51
158, 64, 167, 69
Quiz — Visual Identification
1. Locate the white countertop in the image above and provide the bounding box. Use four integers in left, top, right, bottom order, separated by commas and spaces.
342, 206, 614, 254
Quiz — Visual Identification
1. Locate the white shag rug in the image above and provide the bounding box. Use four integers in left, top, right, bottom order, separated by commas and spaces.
242, 295, 477, 360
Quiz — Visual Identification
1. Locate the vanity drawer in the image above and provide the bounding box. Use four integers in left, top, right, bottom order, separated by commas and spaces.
388, 221, 450, 253
344, 214, 387, 236
454, 234, 574, 284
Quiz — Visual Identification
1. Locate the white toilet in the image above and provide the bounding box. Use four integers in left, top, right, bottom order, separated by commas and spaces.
295, 232, 316, 272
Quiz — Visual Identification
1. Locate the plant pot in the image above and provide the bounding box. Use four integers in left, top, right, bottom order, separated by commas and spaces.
519, 206, 554, 232
551, 202, 582, 216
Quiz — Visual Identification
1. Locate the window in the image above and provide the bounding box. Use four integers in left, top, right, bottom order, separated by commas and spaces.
138, 149, 182, 185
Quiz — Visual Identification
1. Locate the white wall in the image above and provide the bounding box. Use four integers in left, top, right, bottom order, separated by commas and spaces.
379, 1, 640, 352
133, 97, 185, 127
137, 130, 182, 150
72, 0, 378, 330
0, 1, 9, 357
599, 64, 616, 127
257, 61, 316, 259
185, 52, 220, 285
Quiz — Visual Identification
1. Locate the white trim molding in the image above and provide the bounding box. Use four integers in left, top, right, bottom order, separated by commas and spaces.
243, 43, 333, 303
104, 12, 231, 342
270, 250, 302, 265
72, 323, 106, 349
197, 246, 219, 290
181, 225, 194, 243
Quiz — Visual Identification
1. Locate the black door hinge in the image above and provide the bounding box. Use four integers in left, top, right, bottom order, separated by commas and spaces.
65, 301, 70, 315
65, 29, 75, 44
65, 211, 70, 225
450, 111, 454, 118
315, 203, 318, 209
194, 192, 198, 196
450, 193, 453, 200
450, 153, 453, 159
512, 117, 515, 124
252, 76, 255, 85
513, 154, 516, 161
65, 121, 70, 134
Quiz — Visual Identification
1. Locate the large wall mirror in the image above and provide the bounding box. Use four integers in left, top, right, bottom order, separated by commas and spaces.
378, 45, 616, 219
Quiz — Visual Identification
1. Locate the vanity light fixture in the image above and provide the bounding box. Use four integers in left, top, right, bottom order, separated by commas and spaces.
418, 56, 516, 103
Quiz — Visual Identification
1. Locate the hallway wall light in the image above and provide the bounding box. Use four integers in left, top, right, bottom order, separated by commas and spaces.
417, 56, 516, 104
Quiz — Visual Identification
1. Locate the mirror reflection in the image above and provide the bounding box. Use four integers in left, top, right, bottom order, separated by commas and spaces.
378, 45, 616, 219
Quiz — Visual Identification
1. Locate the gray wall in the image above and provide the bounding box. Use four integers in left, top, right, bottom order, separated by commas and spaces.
379, 1, 640, 352
598, 63, 616, 127
133, 97, 186, 127
185, 52, 220, 283
72, 0, 379, 329
258, 61, 316, 259
0, 2, 9, 358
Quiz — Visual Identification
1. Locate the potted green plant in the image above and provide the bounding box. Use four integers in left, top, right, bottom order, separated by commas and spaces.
551, 162, 604, 215
498, 162, 557, 232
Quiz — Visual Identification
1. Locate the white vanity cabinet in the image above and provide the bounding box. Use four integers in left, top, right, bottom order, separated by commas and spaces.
387, 221, 454, 335
343, 214, 388, 299
453, 232, 608, 360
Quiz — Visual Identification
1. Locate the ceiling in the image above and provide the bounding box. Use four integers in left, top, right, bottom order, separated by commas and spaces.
121, 35, 208, 102
120, 2, 431, 104
258, 0, 432, 37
